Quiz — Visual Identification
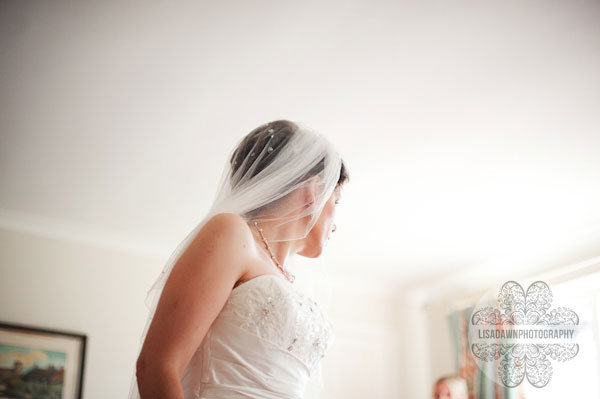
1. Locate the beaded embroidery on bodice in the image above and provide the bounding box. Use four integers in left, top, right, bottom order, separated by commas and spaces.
222, 274, 334, 370
183, 273, 335, 399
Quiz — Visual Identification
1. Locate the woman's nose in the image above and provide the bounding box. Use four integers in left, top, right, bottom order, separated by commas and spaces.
331, 224, 336, 233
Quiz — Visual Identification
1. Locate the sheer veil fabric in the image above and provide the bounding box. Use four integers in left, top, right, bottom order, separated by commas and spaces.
129, 120, 343, 398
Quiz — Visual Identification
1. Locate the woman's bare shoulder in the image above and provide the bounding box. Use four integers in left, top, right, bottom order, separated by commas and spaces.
193, 213, 257, 269
202, 213, 254, 245
206, 212, 249, 227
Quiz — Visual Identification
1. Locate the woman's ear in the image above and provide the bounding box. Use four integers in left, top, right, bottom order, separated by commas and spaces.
304, 175, 320, 206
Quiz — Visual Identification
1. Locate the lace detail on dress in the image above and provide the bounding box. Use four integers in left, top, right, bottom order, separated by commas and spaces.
286, 288, 335, 371
221, 274, 335, 371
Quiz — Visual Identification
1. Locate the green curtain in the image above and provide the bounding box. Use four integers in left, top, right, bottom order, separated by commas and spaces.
446, 306, 521, 399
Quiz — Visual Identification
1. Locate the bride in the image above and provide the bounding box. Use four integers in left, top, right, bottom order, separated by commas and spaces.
129, 120, 349, 398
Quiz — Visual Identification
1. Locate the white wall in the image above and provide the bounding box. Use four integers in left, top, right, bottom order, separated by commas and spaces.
322, 290, 402, 398
423, 301, 459, 386
0, 227, 164, 398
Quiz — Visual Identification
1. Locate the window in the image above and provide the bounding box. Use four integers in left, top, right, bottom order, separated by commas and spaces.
521, 271, 600, 398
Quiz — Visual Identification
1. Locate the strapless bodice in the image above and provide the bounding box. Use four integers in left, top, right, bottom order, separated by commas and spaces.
180, 273, 336, 399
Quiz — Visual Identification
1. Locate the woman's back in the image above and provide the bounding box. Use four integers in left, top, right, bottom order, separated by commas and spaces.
133, 213, 264, 398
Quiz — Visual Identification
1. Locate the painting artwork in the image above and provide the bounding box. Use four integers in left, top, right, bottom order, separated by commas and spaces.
0, 322, 86, 399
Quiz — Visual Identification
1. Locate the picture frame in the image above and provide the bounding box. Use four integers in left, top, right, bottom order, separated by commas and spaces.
0, 321, 86, 399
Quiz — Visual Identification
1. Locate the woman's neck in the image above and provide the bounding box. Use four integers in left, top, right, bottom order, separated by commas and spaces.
250, 219, 303, 270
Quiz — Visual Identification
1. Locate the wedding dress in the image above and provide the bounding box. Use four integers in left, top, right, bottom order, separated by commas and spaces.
180, 273, 336, 399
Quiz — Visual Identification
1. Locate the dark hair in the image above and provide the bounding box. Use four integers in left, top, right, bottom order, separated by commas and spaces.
230, 119, 349, 188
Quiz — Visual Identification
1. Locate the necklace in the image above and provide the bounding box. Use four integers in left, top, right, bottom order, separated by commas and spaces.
253, 221, 295, 283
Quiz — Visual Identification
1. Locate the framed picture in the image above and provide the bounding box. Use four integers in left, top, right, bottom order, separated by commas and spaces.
0, 322, 86, 399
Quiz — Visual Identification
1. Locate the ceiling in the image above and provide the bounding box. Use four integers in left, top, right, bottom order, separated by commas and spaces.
2, 0, 600, 300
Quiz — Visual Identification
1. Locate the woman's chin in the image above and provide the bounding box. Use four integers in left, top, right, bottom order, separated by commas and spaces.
298, 244, 324, 258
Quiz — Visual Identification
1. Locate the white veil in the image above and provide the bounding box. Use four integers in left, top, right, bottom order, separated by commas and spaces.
129, 120, 344, 398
